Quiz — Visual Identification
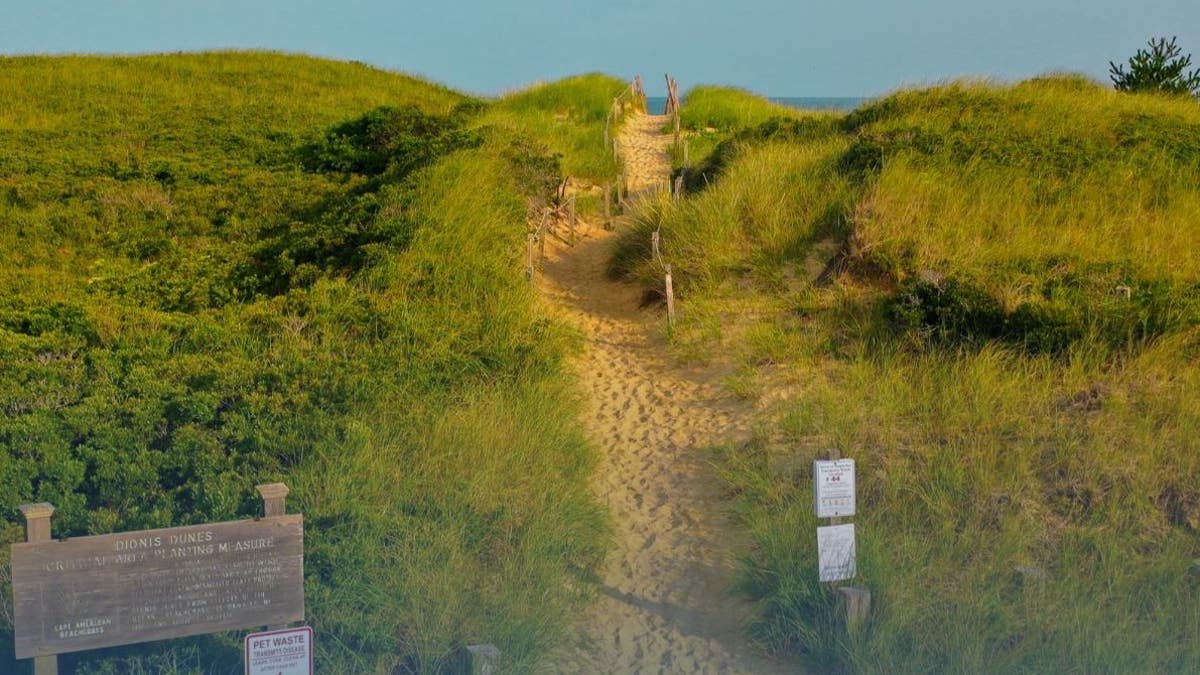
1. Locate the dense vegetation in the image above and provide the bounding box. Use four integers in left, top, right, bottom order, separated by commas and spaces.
616, 77, 1200, 672
0, 52, 626, 673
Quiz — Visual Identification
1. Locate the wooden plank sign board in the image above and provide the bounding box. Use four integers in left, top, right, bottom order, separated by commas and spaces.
11, 515, 303, 658
813, 459, 856, 518
246, 626, 313, 675
817, 523, 856, 582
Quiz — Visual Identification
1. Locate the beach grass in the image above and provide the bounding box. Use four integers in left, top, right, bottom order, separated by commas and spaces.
615, 77, 1200, 673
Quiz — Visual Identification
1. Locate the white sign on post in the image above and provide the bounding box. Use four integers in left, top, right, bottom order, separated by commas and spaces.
813, 459, 856, 518
817, 523, 856, 582
245, 626, 313, 675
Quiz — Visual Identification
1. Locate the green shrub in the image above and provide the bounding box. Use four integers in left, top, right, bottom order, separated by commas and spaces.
300, 105, 482, 177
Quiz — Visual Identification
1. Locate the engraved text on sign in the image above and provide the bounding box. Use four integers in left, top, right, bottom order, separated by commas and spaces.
12, 515, 304, 658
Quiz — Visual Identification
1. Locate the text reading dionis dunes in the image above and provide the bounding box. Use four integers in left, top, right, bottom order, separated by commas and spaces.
11, 516, 304, 658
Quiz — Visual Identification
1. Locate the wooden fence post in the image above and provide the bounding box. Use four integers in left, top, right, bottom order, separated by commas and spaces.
20, 503, 58, 675
665, 264, 676, 330
525, 233, 535, 279
603, 183, 612, 229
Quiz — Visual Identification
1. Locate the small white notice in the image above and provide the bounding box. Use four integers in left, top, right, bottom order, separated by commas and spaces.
817, 523, 856, 582
813, 458, 856, 518
245, 626, 313, 675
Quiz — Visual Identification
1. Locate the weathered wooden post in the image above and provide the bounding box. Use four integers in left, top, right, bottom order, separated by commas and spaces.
603, 183, 612, 230
525, 233, 535, 279
255, 483, 291, 631
837, 587, 872, 633
466, 643, 500, 674
257, 483, 289, 518
671, 76, 681, 147
19, 503, 57, 675
664, 264, 676, 330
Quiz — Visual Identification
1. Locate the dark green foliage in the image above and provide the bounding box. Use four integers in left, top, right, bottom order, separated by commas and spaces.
838, 126, 943, 175
300, 105, 482, 177
888, 277, 1007, 345
500, 136, 564, 199
888, 266, 1199, 354
1110, 36, 1200, 98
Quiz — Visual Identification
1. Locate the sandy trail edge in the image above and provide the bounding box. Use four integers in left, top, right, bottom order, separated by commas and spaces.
540, 114, 794, 674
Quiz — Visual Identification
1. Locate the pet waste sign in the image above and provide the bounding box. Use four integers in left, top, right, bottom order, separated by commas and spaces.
245, 626, 313, 675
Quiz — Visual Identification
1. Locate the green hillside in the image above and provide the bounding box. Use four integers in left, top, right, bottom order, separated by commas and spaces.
617, 78, 1200, 673
0, 52, 624, 673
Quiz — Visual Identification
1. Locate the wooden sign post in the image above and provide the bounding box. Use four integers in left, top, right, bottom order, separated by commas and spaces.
19, 503, 57, 675
813, 451, 871, 633
13, 485, 304, 672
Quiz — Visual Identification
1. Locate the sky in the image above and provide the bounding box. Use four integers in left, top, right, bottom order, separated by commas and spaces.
2, 1, 1198, 97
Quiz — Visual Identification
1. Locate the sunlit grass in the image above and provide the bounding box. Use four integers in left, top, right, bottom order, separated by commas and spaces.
617, 74, 1200, 673
0, 52, 612, 673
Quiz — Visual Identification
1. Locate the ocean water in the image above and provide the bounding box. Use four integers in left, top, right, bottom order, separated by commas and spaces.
644, 96, 866, 115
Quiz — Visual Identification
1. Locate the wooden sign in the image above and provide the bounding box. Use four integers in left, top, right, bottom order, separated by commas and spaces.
813, 458, 856, 518
246, 626, 313, 675
11, 515, 304, 659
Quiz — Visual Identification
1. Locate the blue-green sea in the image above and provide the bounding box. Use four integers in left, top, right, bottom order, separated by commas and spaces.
644, 96, 866, 114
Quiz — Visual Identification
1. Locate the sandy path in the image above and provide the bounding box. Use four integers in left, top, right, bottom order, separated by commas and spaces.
541, 114, 793, 674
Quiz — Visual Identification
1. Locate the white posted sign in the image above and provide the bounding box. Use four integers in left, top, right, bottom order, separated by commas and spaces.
817, 523, 856, 582
245, 626, 313, 675
813, 459, 855, 518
